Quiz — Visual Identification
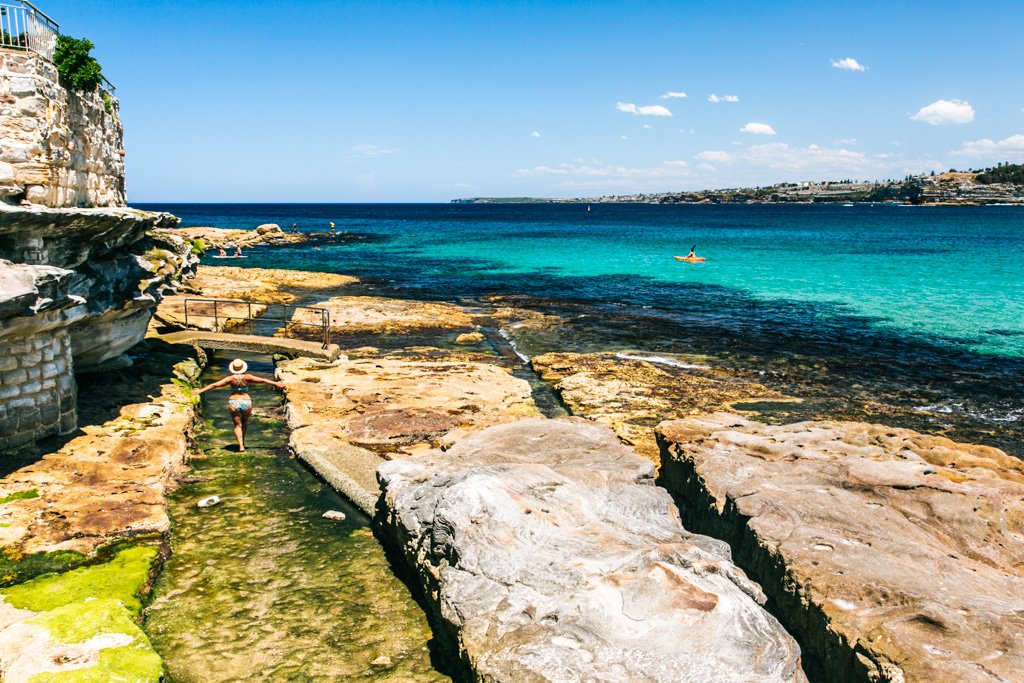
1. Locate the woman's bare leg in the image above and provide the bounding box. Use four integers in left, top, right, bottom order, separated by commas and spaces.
240, 410, 251, 449
231, 411, 245, 452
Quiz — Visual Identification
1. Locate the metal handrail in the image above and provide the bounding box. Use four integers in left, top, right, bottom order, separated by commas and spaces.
0, 1, 57, 61
182, 298, 332, 349
0, 2, 116, 91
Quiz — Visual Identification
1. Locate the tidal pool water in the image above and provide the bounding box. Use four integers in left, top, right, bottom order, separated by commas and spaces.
144, 353, 450, 682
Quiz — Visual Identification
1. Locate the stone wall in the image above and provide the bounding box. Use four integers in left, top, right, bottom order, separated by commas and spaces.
0, 49, 125, 208
0, 326, 75, 449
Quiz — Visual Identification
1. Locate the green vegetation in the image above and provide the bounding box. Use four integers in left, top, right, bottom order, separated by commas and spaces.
28, 599, 164, 683
0, 489, 38, 505
101, 91, 119, 120
0, 548, 86, 588
1, 546, 165, 682
976, 163, 1024, 185
53, 35, 104, 92
190, 238, 206, 256
1, 545, 158, 614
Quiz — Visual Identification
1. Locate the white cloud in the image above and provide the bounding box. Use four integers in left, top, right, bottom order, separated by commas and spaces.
643, 124, 653, 129
951, 134, 1024, 161
694, 142, 924, 179
835, 138, 858, 146
351, 144, 398, 157
696, 150, 732, 163
708, 94, 739, 103
616, 102, 673, 117
740, 122, 777, 135
659, 91, 687, 99
910, 99, 975, 125
621, 135, 628, 140
530, 131, 541, 138
514, 159, 694, 189
830, 57, 866, 72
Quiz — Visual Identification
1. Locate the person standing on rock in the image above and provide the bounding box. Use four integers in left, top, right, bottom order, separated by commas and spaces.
194, 359, 285, 452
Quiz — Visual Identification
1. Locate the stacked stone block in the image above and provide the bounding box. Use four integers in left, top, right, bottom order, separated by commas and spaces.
0, 49, 125, 208
0, 327, 76, 449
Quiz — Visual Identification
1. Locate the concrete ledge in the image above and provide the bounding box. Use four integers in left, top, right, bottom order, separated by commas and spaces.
157, 331, 341, 362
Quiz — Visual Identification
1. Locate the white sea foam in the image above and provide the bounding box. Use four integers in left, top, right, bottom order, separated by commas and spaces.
499, 328, 531, 362
615, 353, 710, 370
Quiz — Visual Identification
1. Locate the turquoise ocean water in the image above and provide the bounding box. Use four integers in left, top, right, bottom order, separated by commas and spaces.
140, 203, 1024, 455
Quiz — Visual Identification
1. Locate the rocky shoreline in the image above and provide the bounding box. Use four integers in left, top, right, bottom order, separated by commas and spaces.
3, 253, 1022, 682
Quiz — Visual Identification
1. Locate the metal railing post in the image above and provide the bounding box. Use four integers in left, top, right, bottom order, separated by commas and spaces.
213, 300, 218, 332
184, 299, 189, 328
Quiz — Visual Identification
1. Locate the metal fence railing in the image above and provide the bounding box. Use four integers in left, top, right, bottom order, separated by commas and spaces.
0, 1, 58, 61
0, 2, 115, 92
183, 298, 333, 349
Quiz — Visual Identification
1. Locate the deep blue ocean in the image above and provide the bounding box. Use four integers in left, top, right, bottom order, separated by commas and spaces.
139, 202, 1024, 455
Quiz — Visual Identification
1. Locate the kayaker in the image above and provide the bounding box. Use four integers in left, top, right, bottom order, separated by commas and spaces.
686, 245, 697, 258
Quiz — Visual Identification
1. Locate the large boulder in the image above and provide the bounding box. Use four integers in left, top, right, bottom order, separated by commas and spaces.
377, 418, 808, 682
656, 413, 1024, 683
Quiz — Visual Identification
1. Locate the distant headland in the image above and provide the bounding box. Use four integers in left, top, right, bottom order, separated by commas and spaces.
453, 163, 1024, 206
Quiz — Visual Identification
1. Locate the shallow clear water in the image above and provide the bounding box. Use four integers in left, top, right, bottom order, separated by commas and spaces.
142, 203, 1024, 357
145, 353, 449, 683
139, 203, 1024, 456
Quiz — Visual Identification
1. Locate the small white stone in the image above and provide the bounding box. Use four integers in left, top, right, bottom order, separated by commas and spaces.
197, 495, 221, 508
322, 510, 347, 521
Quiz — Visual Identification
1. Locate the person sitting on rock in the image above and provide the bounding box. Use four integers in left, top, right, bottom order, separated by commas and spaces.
194, 358, 285, 452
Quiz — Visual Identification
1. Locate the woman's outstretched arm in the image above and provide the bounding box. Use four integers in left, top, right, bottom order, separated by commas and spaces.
245, 374, 286, 389
194, 376, 233, 395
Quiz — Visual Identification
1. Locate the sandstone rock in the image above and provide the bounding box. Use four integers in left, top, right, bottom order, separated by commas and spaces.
656, 414, 1024, 683
377, 418, 807, 682
531, 352, 785, 464
454, 331, 485, 345
280, 351, 540, 512
169, 226, 305, 250
185, 265, 357, 305
292, 296, 475, 337
0, 204, 178, 270
152, 265, 358, 333
0, 362, 197, 555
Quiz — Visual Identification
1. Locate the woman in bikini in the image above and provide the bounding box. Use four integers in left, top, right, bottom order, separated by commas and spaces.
195, 358, 285, 452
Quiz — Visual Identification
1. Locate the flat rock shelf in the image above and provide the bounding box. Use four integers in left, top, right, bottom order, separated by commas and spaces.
143, 353, 450, 682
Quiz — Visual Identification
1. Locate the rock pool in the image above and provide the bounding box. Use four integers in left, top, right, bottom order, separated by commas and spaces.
144, 353, 451, 682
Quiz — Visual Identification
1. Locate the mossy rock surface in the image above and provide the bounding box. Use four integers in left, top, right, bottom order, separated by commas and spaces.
2, 546, 158, 615
26, 599, 164, 682
0, 546, 165, 683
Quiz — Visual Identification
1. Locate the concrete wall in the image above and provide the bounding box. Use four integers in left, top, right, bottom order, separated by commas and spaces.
0, 325, 76, 449
0, 49, 125, 208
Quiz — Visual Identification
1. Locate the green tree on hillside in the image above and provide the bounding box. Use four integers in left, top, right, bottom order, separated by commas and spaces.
976, 164, 1024, 185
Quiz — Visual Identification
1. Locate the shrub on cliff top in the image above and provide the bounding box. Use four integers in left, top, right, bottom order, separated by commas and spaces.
54, 35, 103, 92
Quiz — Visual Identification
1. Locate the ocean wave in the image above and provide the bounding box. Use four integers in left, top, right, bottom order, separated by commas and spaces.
615, 353, 711, 370
913, 401, 1023, 423
498, 328, 532, 362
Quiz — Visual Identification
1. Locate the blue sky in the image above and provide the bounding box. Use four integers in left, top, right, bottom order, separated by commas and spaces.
44, 0, 1024, 201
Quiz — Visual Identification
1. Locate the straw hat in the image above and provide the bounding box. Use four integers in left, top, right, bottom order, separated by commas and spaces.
228, 359, 248, 374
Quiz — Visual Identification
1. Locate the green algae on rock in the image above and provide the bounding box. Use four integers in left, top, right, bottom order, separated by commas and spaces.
2, 546, 158, 615
0, 547, 164, 683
